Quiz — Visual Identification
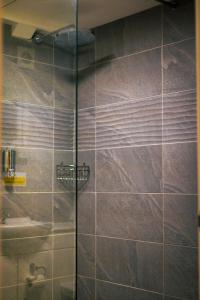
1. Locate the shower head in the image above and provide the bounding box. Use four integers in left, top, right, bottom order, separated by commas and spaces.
55, 29, 95, 48
32, 27, 95, 49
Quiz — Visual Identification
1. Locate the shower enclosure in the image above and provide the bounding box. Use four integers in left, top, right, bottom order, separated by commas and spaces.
1, 0, 78, 299
0, 0, 198, 300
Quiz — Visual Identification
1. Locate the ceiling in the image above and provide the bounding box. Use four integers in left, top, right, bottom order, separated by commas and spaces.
3, 0, 159, 37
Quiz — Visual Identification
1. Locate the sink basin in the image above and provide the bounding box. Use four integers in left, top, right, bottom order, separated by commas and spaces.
0, 217, 52, 239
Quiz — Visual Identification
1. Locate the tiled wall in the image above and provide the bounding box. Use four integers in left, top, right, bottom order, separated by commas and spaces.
1, 24, 76, 300
77, 1, 198, 300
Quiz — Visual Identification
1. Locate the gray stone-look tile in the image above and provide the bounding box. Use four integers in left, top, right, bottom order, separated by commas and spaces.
4, 55, 54, 107
54, 277, 75, 300
96, 280, 163, 300
3, 102, 53, 149
96, 96, 162, 148
164, 194, 198, 247
95, 6, 162, 61
0, 286, 18, 300
19, 280, 53, 300
96, 237, 163, 292
78, 234, 95, 278
164, 245, 198, 299
78, 276, 95, 300
96, 145, 162, 193
163, 142, 197, 193
53, 233, 75, 250
2, 148, 53, 193
97, 193, 163, 242
163, 39, 196, 94
96, 48, 162, 106
78, 193, 95, 234
3, 23, 54, 64
54, 108, 74, 150
54, 42, 75, 69
163, 0, 195, 44
1, 193, 52, 239
79, 108, 95, 150
53, 193, 75, 233
53, 248, 75, 278
163, 91, 197, 143
78, 66, 95, 109
0, 256, 18, 287
78, 151, 95, 192
54, 66, 75, 110
78, 44, 95, 69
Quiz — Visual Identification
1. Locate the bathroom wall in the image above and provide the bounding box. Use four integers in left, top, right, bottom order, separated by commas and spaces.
77, 1, 198, 299
0, 24, 76, 300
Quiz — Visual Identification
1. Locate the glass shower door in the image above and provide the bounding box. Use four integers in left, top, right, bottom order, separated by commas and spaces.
0, 1, 77, 299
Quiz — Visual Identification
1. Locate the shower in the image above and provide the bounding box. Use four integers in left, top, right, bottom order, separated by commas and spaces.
32, 27, 95, 48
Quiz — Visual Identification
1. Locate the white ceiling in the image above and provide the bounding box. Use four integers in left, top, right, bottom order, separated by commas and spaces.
3, 0, 159, 35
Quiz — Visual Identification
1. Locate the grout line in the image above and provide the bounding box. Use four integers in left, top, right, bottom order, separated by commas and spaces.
3, 53, 73, 72
78, 88, 196, 112
161, 6, 165, 298
79, 140, 197, 153
94, 39, 97, 300
76, 233, 198, 249
94, 37, 195, 68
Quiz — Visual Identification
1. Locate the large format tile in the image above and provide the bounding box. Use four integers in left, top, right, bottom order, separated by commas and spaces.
164, 194, 198, 247
96, 281, 163, 300
163, 0, 195, 44
54, 277, 75, 300
96, 237, 163, 293
53, 193, 75, 233
96, 48, 162, 106
96, 96, 162, 148
1, 193, 52, 239
78, 193, 95, 234
54, 66, 75, 110
78, 151, 95, 193
96, 145, 162, 193
0, 256, 18, 287
163, 39, 195, 94
78, 66, 95, 109
96, 193, 163, 242
2, 148, 53, 193
164, 245, 198, 299
95, 6, 162, 61
77, 276, 95, 300
19, 280, 53, 300
0, 286, 18, 300
54, 108, 74, 150
3, 102, 53, 149
163, 142, 197, 193
79, 108, 95, 150
3, 23, 54, 64
78, 234, 95, 278
53, 248, 75, 278
4, 56, 54, 107
163, 91, 197, 143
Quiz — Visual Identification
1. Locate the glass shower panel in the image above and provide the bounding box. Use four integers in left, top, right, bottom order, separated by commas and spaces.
0, 1, 77, 300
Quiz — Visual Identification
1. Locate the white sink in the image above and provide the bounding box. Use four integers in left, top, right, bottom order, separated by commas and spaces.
0, 217, 52, 239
